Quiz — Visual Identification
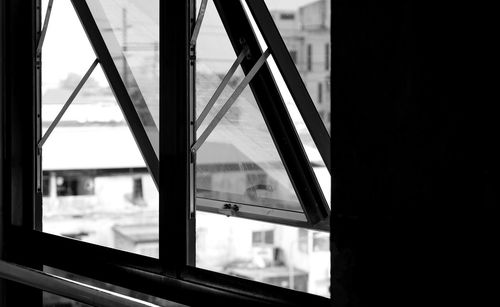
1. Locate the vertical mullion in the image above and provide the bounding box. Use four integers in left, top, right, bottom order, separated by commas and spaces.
0, 0, 42, 305
160, 0, 194, 275
34, 0, 42, 232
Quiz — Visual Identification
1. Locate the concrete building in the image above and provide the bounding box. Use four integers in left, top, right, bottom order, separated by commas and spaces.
270, 0, 331, 133
40, 67, 330, 298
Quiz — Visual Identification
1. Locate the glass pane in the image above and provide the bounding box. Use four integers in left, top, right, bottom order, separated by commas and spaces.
196, 87, 301, 211
42, 0, 96, 126
196, 212, 331, 298
195, 0, 301, 212
261, 0, 331, 134
42, 64, 159, 258
241, 0, 331, 205
194, 3, 330, 299
86, 0, 159, 153
268, 55, 331, 206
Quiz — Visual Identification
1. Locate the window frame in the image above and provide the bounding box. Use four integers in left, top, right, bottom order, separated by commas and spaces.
0, 0, 331, 306
74, 0, 329, 231
205, 0, 330, 227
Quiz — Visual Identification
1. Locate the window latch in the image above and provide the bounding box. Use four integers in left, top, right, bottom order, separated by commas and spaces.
218, 204, 239, 217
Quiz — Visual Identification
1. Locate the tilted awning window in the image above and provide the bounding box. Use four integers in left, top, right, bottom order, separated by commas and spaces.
49, 0, 332, 230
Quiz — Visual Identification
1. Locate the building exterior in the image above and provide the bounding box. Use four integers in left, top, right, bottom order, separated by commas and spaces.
41, 68, 330, 298
270, 0, 331, 133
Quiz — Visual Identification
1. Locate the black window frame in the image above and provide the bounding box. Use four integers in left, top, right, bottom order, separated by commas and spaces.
0, 0, 331, 306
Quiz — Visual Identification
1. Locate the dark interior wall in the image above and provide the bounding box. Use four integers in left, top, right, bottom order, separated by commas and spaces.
332, 1, 496, 306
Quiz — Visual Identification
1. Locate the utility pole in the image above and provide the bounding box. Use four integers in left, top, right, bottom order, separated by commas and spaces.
122, 7, 128, 87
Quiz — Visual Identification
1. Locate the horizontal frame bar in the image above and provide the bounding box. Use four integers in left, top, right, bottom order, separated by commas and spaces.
197, 197, 330, 231
8, 227, 329, 306
0, 260, 159, 307
181, 266, 330, 307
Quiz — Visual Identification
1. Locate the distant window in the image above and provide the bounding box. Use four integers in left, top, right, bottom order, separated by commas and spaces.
133, 177, 143, 200
313, 232, 329, 252
280, 13, 295, 20
298, 229, 309, 253
307, 44, 312, 71
325, 43, 330, 70
42, 173, 50, 196
289, 50, 298, 64
56, 173, 95, 196
252, 230, 274, 246
318, 82, 323, 104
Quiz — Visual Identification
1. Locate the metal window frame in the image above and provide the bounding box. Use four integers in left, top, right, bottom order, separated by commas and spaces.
4, 226, 329, 307
1, 0, 331, 306
74, 0, 328, 230
70, 0, 159, 189
244, 0, 331, 172
160, 0, 195, 276
210, 0, 330, 226
0, 260, 158, 307
1, 0, 43, 305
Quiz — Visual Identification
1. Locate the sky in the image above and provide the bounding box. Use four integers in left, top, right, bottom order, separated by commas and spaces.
41, 0, 320, 90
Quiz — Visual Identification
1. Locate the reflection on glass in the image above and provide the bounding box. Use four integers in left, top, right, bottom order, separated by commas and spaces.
196, 85, 301, 211
42, 64, 159, 258
195, 0, 301, 212
86, 0, 159, 153
196, 212, 331, 298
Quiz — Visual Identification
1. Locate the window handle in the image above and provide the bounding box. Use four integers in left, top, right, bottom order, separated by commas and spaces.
218, 204, 239, 217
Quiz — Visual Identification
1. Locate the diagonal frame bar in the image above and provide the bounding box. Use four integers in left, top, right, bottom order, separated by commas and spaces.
71, 0, 159, 188
36, 0, 53, 55
38, 59, 99, 147
213, 0, 329, 225
83, 0, 159, 155
192, 49, 270, 152
244, 0, 331, 172
195, 46, 249, 130
190, 0, 208, 46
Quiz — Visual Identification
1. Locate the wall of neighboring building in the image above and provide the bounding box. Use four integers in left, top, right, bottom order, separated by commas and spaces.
299, 0, 329, 30
270, 0, 331, 133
